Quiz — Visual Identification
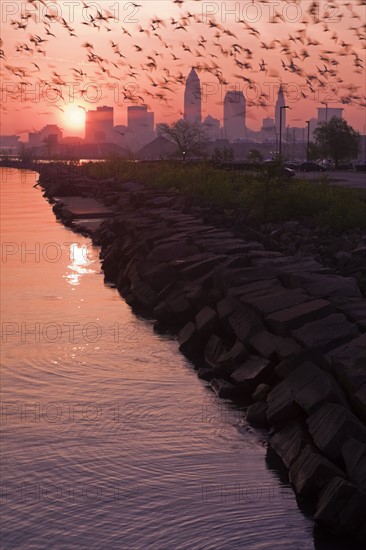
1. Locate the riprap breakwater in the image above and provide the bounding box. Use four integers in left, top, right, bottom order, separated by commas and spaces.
39, 163, 366, 543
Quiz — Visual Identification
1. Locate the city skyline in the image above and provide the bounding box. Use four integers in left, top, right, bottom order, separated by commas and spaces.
3, 69, 351, 148
1, 74, 358, 142
1, 1, 365, 138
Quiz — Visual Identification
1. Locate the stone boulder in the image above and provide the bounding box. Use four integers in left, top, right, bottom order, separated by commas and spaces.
227, 304, 263, 343
279, 273, 361, 298
289, 444, 345, 497
248, 330, 302, 362
326, 334, 366, 420
341, 438, 366, 491
302, 275, 362, 299
292, 313, 359, 351
246, 402, 268, 427
178, 322, 201, 358
216, 297, 237, 322
275, 350, 328, 379
228, 279, 281, 300
204, 335, 228, 369
286, 362, 348, 415
266, 380, 303, 429
180, 256, 226, 281
306, 403, 366, 462
242, 289, 311, 317
314, 476, 366, 539
195, 306, 217, 339
217, 340, 248, 369
230, 357, 274, 395
333, 297, 366, 332
270, 422, 310, 468
130, 281, 158, 309
252, 383, 271, 402
154, 290, 194, 328
265, 299, 334, 336
149, 242, 199, 263
185, 284, 207, 310
210, 378, 240, 399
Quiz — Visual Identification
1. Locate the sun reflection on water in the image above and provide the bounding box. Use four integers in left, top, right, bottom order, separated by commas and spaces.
64, 243, 96, 286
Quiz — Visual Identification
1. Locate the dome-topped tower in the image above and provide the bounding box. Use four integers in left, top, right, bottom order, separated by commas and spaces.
184, 68, 202, 123
275, 84, 286, 141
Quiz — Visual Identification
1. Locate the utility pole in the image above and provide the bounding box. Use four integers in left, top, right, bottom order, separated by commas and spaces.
279, 106, 289, 158
306, 120, 310, 161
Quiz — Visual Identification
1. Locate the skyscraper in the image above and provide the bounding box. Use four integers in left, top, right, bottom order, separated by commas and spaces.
275, 85, 286, 141
223, 90, 246, 141
317, 107, 343, 124
85, 106, 114, 143
184, 68, 202, 123
127, 105, 155, 151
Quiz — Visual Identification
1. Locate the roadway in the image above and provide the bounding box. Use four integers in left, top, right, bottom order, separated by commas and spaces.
299, 170, 365, 190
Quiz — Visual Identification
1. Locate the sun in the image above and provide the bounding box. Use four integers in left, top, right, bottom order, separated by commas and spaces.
63, 106, 85, 129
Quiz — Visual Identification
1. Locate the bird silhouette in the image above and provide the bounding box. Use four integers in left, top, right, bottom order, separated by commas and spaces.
2, 0, 365, 133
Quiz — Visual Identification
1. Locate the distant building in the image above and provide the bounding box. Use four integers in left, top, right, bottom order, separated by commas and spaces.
112, 124, 128, 147
85, 106, 114, 143
184, 68, 202, 123
203, 115, 221, 141
137, 135, 178, 160
29, 132, 43, 148
309, 118, 318, 140
0, 135, 20, 153
275, 84, 286, 142
261, 117, 275, 133
39, 125, 63, 143
317, 107, 343, 124
223, 90, 246, 141
28, 125, 63, 151
127, 105, 155, 151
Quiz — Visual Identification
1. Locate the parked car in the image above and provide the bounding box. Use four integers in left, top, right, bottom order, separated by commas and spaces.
300, 161, 326, 172
281, 166, 296, 178
318, 159, 335, 169
355, 159, 366, 172
262, 161, 296, 178
285, 162, 300, 170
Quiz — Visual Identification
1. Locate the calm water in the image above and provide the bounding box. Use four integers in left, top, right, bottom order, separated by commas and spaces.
0, 168, 350, 550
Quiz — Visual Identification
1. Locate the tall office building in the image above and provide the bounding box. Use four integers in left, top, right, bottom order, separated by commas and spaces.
317, 107, 343, 124
184, 68, 202, 123
223, 90, 246, 141
85, 106, 114, 143
275, 85, 286, 141
127, 105, 155, 151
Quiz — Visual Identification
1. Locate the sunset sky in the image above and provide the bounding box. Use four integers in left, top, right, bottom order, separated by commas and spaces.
1, 0, 365, 138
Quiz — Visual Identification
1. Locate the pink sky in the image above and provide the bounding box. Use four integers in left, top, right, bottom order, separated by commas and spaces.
1, 0, 365, 138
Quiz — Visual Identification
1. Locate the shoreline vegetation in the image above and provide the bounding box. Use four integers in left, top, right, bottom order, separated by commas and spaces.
2, 158, 365, 231
11, 161, 366, 543
85, 159, 366, 231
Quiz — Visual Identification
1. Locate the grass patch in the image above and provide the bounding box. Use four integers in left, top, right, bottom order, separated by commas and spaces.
84, 160, 366, 231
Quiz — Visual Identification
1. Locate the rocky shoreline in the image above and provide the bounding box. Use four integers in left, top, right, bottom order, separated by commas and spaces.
38, 163, 366, 543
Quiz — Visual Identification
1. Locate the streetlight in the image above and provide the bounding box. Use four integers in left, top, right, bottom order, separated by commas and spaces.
321, 102, 328, 123
182, 150, 186, 163
306, 120, 310, 161
279, 106, 289, 158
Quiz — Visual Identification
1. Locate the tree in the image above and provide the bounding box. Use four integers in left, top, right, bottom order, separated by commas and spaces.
20, 144, 33, 165
308, 141, 321, 161
211, 146, 234, 164
314, 117, 360, 168
157, 119, 206, 160
247, 149, 263, 164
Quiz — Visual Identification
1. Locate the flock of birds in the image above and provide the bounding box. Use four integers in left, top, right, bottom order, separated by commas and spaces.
0, 0, 365, 133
